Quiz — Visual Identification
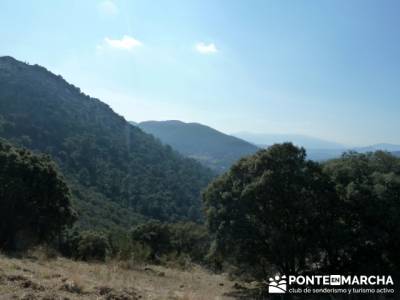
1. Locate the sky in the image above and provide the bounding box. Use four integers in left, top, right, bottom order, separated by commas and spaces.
0, 0, 399, 146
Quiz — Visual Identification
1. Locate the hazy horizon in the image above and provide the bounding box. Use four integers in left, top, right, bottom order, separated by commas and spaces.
134, 119, 400, 149
1, 0, 399, 146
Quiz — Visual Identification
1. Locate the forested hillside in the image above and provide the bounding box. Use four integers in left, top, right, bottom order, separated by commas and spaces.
0, 56, 214, 230
138, 120, 259, 172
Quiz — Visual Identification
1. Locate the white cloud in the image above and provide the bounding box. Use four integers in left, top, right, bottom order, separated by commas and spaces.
104, 35, 143, 50
195, 42, 218, 54
98, 0, 118, 16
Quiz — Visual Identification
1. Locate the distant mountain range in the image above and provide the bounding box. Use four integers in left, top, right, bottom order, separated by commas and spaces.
233, 132, 346, 150
353, 143, 400, 153
233, 132, 400, 161
136, 123, 400, 163
136, 120, 259, 173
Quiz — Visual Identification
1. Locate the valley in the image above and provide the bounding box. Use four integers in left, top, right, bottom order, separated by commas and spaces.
1, 1, 400, 298
1, 55, 399, 300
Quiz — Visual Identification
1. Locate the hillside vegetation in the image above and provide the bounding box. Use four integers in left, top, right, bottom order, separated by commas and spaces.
0, 253, 237, 299
0, 56, 215, 230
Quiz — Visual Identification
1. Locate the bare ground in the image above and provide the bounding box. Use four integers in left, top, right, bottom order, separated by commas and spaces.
0, 254, 248, 300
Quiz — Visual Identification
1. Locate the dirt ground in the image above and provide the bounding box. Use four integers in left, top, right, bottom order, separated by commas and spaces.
0, 254, 248, 300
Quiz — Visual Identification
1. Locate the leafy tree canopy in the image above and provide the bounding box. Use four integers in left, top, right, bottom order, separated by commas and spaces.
324, 151, 400, 273
203, 143, 339, 276
0, 139, 76, 250
204, 145, 400, 277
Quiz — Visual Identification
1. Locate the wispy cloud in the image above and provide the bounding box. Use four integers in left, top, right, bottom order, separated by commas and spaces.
195, 42, 218, 54
98, 0, 118, 16
102, 35, 143, 50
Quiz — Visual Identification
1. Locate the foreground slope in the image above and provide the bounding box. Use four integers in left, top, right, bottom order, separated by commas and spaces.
0, 254, 236, 300
0, 56, 214, 229
138, 120, 259, 173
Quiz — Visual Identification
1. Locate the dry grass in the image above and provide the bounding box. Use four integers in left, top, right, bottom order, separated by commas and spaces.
0, 253, 238, 299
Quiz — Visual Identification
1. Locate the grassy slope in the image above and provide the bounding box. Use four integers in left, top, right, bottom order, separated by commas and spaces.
0, 253, 237, 299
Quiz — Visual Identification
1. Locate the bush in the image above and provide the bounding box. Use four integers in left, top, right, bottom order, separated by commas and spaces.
77, 231, 110, 261
107, 229, 133, 260
131, 221, 210, 265
131, 221, 171, 262
168, 222, 209, 264
60, 221, 210, 266
61, 230, 110, 262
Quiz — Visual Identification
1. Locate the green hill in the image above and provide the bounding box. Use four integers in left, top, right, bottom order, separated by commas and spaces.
0, 56, 214, 230
138, 120, 259, 173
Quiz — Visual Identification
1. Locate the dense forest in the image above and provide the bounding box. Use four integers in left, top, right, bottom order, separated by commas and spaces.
138, 120, 259, 173
0, 56, 215, 230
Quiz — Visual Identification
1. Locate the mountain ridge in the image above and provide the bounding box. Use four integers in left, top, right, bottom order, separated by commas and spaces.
137, 120, 259, 173
0, 56, 214, 229
233, 132, 400, 161
392, 151, 400, 157
233, 132, 346, 150
352, 143, 400, 153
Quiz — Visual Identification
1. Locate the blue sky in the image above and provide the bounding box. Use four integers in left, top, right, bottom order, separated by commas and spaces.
1, 0, 399, 146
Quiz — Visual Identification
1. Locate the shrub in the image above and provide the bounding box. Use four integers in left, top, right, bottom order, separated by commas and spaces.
131, 221, 171, 262
61, 230, 110, 262
76, 231, 110, 261
131, 221, 210, 265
